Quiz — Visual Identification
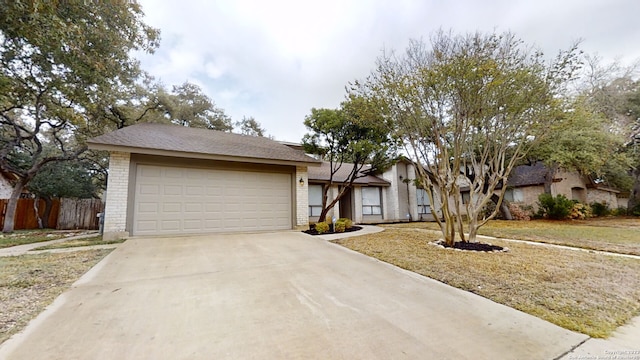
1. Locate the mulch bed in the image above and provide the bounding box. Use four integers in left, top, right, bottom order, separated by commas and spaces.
303, 226, 363, 236
432, 239, 506, 252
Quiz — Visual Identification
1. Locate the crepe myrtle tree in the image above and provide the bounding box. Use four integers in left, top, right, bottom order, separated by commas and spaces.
302, 96, 396, 223
353, 30, 580, 246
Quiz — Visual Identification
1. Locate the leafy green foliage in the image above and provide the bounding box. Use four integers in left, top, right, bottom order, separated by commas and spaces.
334, 221, 346, 233
28, 161, 98, 199
590, 202, 611, 217
314, 222, 330, 234
537, 194, 574, 220
529, 97, 633, 190
338, 218, 353, 229
235, 116, 266, 136
0, 0, 158, 231
158, 82, 233, 131
302, 96, 395, 222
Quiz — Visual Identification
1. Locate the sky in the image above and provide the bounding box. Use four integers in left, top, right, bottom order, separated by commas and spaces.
135, 0, 640, 143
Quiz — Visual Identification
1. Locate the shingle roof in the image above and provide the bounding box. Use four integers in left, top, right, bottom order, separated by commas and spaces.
87, 123, 320, 165
507, 162, 549, 187
308, 162, 390, 186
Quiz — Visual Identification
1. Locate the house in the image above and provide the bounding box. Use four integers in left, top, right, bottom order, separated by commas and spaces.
87, 123, 321, 240
306, 159, 438, 224
308, 159, 626, 226
0, 169, 14, 199
504, 162, 624, 210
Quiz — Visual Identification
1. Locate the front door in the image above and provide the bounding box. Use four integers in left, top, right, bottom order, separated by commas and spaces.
339, 187, 353, 220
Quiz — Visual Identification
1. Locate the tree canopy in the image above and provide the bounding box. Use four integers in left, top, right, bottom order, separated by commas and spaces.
302, 96, 395, 222
236, 116, 266, 137
353, 30, 580, 245
0, 0, 159, 232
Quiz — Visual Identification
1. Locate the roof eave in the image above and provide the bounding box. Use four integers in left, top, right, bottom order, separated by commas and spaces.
88, 143, 322, 167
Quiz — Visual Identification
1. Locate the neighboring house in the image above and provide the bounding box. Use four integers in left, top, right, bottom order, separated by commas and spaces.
502, 162, 624, 210
87, 123, 321, 240
308, 159, 626, 226
0, 170, 14, 199
306, 159, 439, 224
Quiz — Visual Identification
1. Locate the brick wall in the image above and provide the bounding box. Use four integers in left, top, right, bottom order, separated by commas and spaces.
295, 166, 309, 229
587, 189, 619, 208
103, 151, 131, 240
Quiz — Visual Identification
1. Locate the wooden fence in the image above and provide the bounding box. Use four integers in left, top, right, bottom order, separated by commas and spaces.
56, 198, 103, 230
0, 198, 103, 230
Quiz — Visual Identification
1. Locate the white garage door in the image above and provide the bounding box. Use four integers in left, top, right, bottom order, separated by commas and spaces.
133, 164, 292, 235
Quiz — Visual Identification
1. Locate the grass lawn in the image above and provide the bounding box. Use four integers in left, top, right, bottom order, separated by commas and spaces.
334, 227, 640, 338
31, 235, 125, 251
0, 230, 94, 249
0, 249, 112, 344
385, 217, 640, 256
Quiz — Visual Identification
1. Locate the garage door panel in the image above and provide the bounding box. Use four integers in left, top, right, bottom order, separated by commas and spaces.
133, 165, 292, 235
161, 220, 180, 231
163, 185, 182, 195
139, 184, 160, 195
163, 203, 181, 212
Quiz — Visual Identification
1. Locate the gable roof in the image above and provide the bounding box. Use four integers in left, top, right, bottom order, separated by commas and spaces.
308, 162, 390, 186
87, 123, 320, 166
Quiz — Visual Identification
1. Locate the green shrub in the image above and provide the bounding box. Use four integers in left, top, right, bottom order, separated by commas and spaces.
338, 218, 353, 229
314, 222, 330, 234
631, 204, 640, 217
537, 194, 574, 220
590, 202, 610, 217
334, 221, 346, 233
612, 207, 628, 216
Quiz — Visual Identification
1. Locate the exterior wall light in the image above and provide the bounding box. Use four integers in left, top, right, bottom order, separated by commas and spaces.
299, 177, 305, 186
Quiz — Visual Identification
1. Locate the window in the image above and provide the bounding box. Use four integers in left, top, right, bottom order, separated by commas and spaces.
462, 191, 471, 204
362, 187, 382, 215
416, 188, 431, 214
308, 185, 323, 217
504, 188, 524, 203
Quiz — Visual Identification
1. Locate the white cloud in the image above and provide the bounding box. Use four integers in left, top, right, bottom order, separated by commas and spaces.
137, 0, 640, 142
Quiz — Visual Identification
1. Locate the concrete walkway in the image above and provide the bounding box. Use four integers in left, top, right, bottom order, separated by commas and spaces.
0, 231, 591, 359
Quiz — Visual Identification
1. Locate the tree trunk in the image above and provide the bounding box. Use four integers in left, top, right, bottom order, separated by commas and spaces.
2, 182, 25, 233
491, 193, 513, 220
628, 167, 640, 212
41, 197, 53, 229
468, 220, 479, 243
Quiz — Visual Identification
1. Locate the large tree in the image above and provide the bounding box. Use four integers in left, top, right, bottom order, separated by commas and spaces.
527, 96, 633, 193
28, 159, 99, 228
355, 31, 579, 245
302, 96, 395, 222
0, 1, 159, 232
574, 56, 640, 210
235, 116, 266, 137
157, 82, 233, 131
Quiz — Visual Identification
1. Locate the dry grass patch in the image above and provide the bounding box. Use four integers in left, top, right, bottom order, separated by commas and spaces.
385, 218, 640, 256
31, 235, 125, 251
0, 230, 95, 249
334, 228, 640, 338
0, 249, 112, 344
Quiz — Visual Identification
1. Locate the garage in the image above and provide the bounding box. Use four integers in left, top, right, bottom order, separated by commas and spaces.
87, 123, 320, 239
133, 164, 292, 236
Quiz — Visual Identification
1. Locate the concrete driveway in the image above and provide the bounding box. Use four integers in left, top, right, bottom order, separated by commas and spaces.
0, 231, 587, 359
